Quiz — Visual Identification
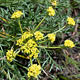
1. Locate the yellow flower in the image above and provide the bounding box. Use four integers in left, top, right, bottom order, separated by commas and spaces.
34, 31, 44, 40
16, 39, 23, 46
20, 39, 39, 58
64, 40, 75, 48
11, 10, 23, 18
51, 0, 57, 6
27, 64, 41, 78
30, 47, 39, 58
26, 39, 37, 48
20, 39, 37, 54
6, 49, 16, 62
16, 32, 33, 46
21, 32, 33, 41
67, 17, 75, 26
47, 6, 55, 16
47, 33, 56, 43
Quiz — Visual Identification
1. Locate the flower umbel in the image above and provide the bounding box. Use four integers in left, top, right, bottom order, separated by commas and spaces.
64, 40, 75, 48
16, 39, 23, 46
6, 49, 16, 62
16, 32, 33, 46
67, 17, 75, 26
30, 47, 39, 58
48, 33, 56, 43
21, 32, 33, 41
20, 39, 39, 58
47, 6, 55, 16
34, 31, 44, 40
11, 10, 23, 18
27, 64, 41, 78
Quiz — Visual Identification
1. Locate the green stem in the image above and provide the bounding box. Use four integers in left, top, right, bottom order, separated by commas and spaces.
0, 32, 15, 38
37, 58, 40, 65
28, 77, 30, 80
17, 54, 28, 59
30, 58, 32, 65
38, 40, 48, 44
54, 26, 66, 34
76, 47, 80, 48
6, 62, 15, 70
33, 16, 46, 32
18, 19, 23, 34
15, 62, 28, 70
37, 46, 63, 49
43, 26, 66, 39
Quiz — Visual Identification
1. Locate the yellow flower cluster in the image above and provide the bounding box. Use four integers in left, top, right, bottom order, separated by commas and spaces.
29, 47, 39, 58
11, 10, 23, 18
20, 39, 39, 58
6, 49, 16, 62
34, 31, 44, 40
51, 0, 57, 6
64, 40, 75, 48
21, 32, 33, 41
20, 39, 37, 53
67, 17, 75, 26
47, 6, 55, 16
27, 64, 41, 78
48, 33, 56, 43
16, 39, 23, 46
16, 32, 33, 46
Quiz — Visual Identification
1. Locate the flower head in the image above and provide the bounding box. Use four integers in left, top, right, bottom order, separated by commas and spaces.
26, 39, 37, 48
27, 64, 41, 78
21, 32, 33, 41
51, 0, 57, 6
20, 39, 37, 54
11, 10, 23, 18
34, 31, 44, 40
16, 32, 33, 46
47, 6, 55, 16
67, 17, 75, 26
16, 39, 23, 46
6, 49, 16, 62
47, 33, 56, 43
30, 47, 39, 58
20, 38, 39, 58
64, 40, 75, 48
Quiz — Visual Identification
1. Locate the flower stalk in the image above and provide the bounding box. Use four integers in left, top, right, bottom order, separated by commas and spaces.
18, 19, 23, 34
33, 16, 46, 32
54, 26, 66, 33
37, 46, 62, 49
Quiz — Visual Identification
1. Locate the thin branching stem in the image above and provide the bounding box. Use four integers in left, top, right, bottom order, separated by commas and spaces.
17, 54, 28, 59
33, 16, 46, 32
54, 26, 66, 33
30, 58, 32, 65
15, 62, 28, 70
38, 46, 63, 49
18, 19, 23, 34
44, 26, 66, 39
